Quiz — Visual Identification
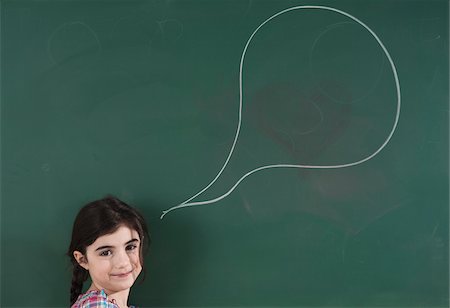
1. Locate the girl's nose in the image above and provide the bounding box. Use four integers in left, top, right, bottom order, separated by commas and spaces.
114, 249, 130, 268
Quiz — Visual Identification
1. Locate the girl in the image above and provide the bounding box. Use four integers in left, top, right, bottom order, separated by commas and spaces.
67, 196, 149, 308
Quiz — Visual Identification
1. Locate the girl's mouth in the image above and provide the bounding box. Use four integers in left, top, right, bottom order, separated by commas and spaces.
111, 270, 132, 278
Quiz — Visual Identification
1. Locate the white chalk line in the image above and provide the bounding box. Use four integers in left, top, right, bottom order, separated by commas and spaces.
160, 5, 401, 219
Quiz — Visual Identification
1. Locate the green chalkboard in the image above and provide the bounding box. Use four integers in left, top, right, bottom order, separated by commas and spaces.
1, 0, 448, 307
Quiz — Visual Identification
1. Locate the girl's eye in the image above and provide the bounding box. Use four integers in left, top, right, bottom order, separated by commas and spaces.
99, 250, 112, 257
126, 244, 137, 251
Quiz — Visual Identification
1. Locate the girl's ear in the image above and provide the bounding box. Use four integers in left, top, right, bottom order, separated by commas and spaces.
73, 251, 89, 270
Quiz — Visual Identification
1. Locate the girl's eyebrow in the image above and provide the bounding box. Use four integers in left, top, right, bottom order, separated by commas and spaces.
95, 238, 139, 251
95, 245, 113, 251
126, 238, 139, 245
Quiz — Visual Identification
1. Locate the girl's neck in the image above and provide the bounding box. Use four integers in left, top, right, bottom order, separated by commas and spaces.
88, 283, 130, 308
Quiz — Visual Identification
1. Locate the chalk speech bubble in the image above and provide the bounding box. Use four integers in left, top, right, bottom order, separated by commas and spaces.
161, 5, 401, 219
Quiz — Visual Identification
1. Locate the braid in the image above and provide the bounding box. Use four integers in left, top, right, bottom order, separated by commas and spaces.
70, 263, 88, 305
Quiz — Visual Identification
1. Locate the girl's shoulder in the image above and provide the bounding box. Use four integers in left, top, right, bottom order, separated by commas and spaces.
71, 289, 136, 308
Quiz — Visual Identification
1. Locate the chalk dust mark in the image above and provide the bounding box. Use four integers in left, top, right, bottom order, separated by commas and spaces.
161, 6, 401, 219
419, 17, 443, 42
272, 128, 296, 153
243, 0, 254, 17
239, 142, 261, 161
249, 84, 327, 158
47, 21, 101, 64
290, 99, 324, 137
341, 232, 350, 263
108, 15, 183, 48
108, 15, 155, 42
268, 97, 325, 146
241, 194, 254, 217
423, 34, 441, 41
151, 19, 184, 46
41, 163, 51, 173
109, 15, 135, 38
431, 223, 440, 239
426, 67, 441, 92
109, 16, 160, 47
309, 21, 386, 106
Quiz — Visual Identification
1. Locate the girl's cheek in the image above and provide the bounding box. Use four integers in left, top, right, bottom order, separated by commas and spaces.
133, 255, 141, 267
132, 255, 142, 271
132, 254, 139, 263
97, 258, 114, 269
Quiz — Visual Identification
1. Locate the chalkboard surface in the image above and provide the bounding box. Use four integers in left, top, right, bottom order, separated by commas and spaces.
1, 0, 448, 307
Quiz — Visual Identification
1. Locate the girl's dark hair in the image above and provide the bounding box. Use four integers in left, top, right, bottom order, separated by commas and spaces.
67, 196, 150, 305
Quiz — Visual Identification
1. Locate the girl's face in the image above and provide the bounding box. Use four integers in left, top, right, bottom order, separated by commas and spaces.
74, 225, 142, 294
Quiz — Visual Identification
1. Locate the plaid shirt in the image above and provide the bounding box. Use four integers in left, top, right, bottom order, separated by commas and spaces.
71, 289, 135, 308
